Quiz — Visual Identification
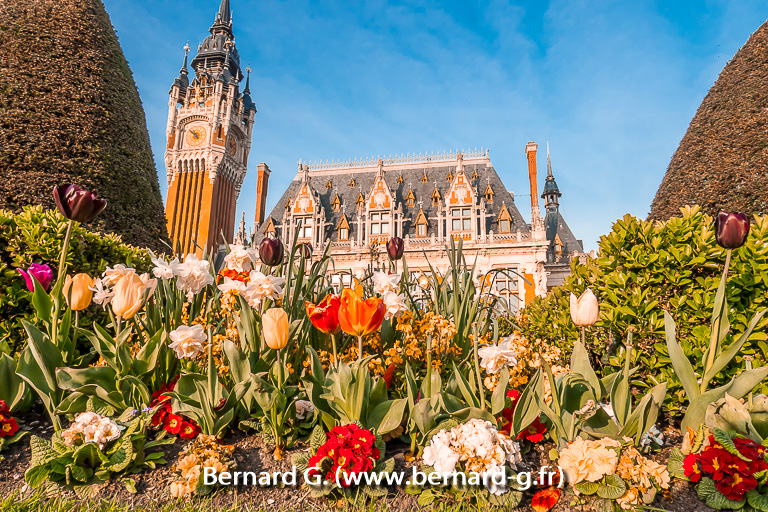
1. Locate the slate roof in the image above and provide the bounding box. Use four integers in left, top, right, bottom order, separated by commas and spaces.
544, 211, 583, 263
262, 158, 532, 240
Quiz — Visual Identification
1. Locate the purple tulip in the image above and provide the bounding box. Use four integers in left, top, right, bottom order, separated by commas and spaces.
53, 184, 107, 223
18, 263, 53, 292
714, 212, 750, 249
299, 243, 313, 260
258, 237, 284, 267
386, 237, 405, 261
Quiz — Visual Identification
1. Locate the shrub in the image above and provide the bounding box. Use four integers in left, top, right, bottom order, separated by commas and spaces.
0, 206, 151, 355
519, 207, 768, 414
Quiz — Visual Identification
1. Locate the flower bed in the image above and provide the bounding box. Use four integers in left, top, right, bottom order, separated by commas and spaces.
0, 189, 767, 511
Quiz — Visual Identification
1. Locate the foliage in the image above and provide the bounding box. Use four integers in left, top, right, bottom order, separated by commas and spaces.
0, 206, 150, 355
512, 341, 666, 449
705, 393, 768, 445
24, 409, 171, 495
303, 347, 407, 437
519, 207, 768, 413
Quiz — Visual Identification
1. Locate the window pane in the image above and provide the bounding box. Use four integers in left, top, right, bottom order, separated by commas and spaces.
381, 212, 390, 220
418, 225, 425, 236
463, 219, 470, 230
371, 224, 380, 234
463, 208, 470, 216
452, 209, 460, 217
452, 219, 461, 230
382, 224, 390, 234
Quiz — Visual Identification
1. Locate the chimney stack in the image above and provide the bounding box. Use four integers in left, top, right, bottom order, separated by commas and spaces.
254, 162, 271, 227
525, 141, 539, 215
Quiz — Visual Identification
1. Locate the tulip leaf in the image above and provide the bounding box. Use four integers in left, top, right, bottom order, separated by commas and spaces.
702, 309, 767, 387
682, 365, 768, 432
490, 367, 509, 415
368, 399, 407, 436
663, 311, 699, 401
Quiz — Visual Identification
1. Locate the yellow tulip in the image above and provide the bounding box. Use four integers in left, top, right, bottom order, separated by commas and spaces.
63, 273, 94, 311
569, 289, 600, 326
263, 308, 289, 350
111, 272, 145, 320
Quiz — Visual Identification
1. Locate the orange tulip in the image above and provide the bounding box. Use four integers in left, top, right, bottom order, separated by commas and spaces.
337, 288, 385, 337
305, 294, 341, 335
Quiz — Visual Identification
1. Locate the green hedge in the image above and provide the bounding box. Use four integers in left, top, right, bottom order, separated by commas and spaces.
519, 206, 768, 414
0, 206, 151, 355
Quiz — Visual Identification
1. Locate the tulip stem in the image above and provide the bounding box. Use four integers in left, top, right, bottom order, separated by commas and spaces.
57, 220, 74, 282
472, 324, 485, 410
581, 326, 586, 347
329, 333, 338, 370
357, 335, 364, 362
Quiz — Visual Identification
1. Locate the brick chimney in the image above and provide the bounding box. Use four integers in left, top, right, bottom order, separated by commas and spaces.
254, 162, 271, 227
525, 141, 539, 214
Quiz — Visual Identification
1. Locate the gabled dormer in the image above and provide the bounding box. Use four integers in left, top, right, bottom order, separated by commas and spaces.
368, 174, 393, 210
405, 188, 416, 208
497, 203, 512, 234
263, 217, 277, 238
337, 214, 351, 241
447, 170, 475, 207
415, 207, 430, 237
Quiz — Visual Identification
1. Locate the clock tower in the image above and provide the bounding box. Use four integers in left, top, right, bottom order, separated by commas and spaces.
164, 0, 256, 256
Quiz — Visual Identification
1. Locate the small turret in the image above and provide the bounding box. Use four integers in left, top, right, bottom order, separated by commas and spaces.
542, 141, 562, 213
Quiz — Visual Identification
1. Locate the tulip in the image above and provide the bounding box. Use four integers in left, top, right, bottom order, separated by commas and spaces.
263, 308, 290, 350
53, 184, 107, 224
338, 288, 385, 361
299, 243, 313, 260
386, 237, 404, 261
305, 294, 341, 335
17, 263, 53, 292
714, 212, 750, 250
63, 273, 94, 311
111, 272, 145, 320
259, 237, 284, 267
569, 289, 599, 327
306, 294, 342, 366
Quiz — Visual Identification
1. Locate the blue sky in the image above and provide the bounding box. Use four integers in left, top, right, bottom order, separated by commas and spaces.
102, 0, 768, 251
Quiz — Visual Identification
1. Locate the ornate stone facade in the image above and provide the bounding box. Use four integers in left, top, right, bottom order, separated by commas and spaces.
255, 143, 584, 310
164, 0, 257, 255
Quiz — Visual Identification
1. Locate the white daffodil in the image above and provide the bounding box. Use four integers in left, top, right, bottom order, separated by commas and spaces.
477, 339, 518, 374
372, 271, 400, 295
382, 291, 407, 320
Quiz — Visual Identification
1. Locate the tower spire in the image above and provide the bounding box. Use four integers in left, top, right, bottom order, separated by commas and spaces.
244, 65, 252, 94
180, 43, 190, 75
217, 0, 231, 25
546, 139, 553, 178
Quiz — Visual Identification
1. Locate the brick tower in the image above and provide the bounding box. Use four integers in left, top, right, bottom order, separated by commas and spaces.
164, 0, 256, 255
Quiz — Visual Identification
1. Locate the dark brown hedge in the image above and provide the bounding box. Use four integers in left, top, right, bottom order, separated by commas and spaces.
0, 0, 167, 249
649, 21, 768, 221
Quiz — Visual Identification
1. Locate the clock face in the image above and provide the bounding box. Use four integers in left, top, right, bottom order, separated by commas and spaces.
227, 136, 237, 156
185, 125, 206, 147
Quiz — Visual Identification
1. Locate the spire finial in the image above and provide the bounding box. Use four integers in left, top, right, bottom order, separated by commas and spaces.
180, 43, 190, 75
244, 64, 252, 94
546, 139, 553, 178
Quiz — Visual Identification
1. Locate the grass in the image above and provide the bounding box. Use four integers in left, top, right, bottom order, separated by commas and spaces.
0, 491, 489, 512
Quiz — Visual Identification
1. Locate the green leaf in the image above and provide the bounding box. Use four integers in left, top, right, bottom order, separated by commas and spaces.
747, 489, 768, 512
663, 311, 699, 402
596, 474, 626, 500
24, 464, 51, 488
574, 481, 600, 495
490, 367, 509, 415
309, 425, 326, 452
698, 477, 745, 509
667, 448, 688, 480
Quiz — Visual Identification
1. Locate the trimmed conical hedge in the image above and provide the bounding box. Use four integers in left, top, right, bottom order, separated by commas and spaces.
0, 0, 167, 249
649, 21, 768, 220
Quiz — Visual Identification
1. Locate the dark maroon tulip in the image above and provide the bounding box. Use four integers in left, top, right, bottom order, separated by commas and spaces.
299, 243, 313, 259
714, 212, 750, 249
53, 184, 107, 223
259, 237, 284, 266
18, 263, 53, 292
386, 236, 405, 261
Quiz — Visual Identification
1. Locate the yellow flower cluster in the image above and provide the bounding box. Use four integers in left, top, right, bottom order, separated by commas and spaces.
502, 332, 564, 388
170, 434, 235, 498
384, 310, 459, 370
615, 445, 670, 510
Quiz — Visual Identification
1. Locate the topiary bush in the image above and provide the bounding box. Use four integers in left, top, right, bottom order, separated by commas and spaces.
0, 206, 151, 355
519, 206, 768, 415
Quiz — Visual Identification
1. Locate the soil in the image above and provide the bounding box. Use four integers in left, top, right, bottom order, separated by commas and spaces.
0, 407, 715, 511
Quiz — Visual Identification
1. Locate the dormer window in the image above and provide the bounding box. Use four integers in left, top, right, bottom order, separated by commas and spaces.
498, 204, 512, 234
431, 188, 441, 206
451, 207, 471, 232
370, 211, 390, 235
337, 215, 350, 241
349, 178, 356, 188
421, 171, 428, 183
472, 170, 479, 180
415, 208, 429, 237
356, 193, 364, 209
484, 184, 494, 203
405, 189, 416, 208
397, 175, 404, 185
326, 180, 332, 190
332, 195, 341, 212
446, 171, 453, 181
285, 198, 292, 211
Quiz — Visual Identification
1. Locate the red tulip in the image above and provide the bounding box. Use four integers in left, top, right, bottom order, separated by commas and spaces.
53, 184, 107, 223
386, 237, 404, 260
532, 487, 560, 512
714, 212, 750, 249
259, 237, 284, 266
299, 242, 313, 259
306, 294, 342, 335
